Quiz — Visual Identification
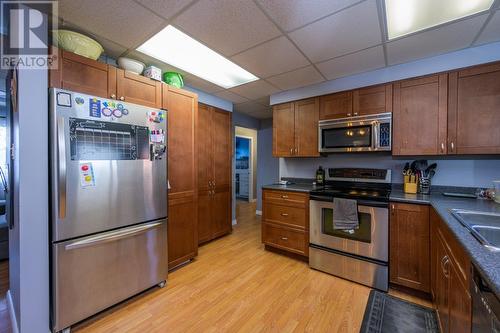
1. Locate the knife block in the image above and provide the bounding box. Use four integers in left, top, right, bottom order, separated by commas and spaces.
404, 175, 418, 194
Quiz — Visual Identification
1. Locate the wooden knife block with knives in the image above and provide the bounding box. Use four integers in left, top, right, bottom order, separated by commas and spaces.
404, 174, 418, 194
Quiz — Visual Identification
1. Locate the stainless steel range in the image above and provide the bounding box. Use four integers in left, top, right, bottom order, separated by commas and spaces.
309, 168, 391, 291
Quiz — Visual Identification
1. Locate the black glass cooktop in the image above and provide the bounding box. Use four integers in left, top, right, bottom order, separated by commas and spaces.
310, 182, 391, 202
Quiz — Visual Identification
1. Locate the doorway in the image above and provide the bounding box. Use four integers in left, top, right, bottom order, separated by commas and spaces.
234, 127, 257, 203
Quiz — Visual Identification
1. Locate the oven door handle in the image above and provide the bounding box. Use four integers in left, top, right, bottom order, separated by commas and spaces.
309, 196, 389, 208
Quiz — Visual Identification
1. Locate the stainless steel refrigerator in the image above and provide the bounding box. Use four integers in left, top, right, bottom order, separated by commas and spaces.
49, 88, 168, 332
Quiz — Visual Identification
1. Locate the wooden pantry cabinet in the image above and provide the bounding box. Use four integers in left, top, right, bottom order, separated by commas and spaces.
197, 104, 232, 244
262, 189, 309, 256
273, 97, 319, 157
448, 62, 500, 154
49, 47, 162, 108
392, 74, 448, 156
163, 85, 199, 269
389, 202, 431, 293
430, 208, 472, 333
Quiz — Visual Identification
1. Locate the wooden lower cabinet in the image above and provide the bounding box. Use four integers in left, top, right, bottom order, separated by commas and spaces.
430, 208, 472, 333
389, 202, 430, 292
262, 190, 309, 257
168, 194, 198, 269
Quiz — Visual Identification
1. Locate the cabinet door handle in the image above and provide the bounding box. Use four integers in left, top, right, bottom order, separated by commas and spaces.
120, 96, 125, 101
280, 237, 288, 241
347, 113, 352, 117
294, 147, 298, 154
353, 112, 358, 116
281, 213, 289, 217
441, 142, 445, 153
281, 195, 288, 199
290, 148, 293, 155
450, 142, 455, 152
441, 255, 450, 278
110, 94, 116, 99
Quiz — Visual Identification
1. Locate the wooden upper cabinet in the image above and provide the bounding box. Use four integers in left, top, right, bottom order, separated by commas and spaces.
50, 47, 113, 99
353, 84, 392, 116
319, 91, 352, 120
273, 102, 295, 157
295, 98, 320, 157
448, 62, 500, 154
389, 203, 430, 293
393, 74, 448, 156
116, 69, 162, 108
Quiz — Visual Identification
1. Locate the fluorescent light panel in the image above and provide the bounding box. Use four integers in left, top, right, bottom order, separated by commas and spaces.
385, 0, 494, 39
137, 25, 258, 89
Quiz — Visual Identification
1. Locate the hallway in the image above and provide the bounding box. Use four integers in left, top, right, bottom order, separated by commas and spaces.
0, 260, 11, 333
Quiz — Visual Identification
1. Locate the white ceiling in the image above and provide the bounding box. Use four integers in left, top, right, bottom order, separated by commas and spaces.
57, 0, 500, 119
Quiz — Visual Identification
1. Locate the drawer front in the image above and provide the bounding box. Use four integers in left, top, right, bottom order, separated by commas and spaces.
264, 203, 307, 230
263, 190, 308, 207
262, 223, 308, 255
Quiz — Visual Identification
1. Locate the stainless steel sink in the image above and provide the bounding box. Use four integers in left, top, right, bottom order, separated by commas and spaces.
450, 209, 500, 251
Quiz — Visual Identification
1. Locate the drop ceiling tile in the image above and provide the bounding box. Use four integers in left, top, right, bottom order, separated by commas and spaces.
173, 0, 281, 56
215, 91, 249, 104
234, 101, 270, 118
135, 0, 193, 20
58, 0, 166, 48
288, 1, 381, 62
229, 80, 280, 100
257, 0, 361, 32
475, 10, 500, 45
183, 74, 225, 94
231, 36, 309, 78
250, 108, 273, 119
316, 46, 385, 80
267, 66, 324, 90
387, 14, 489, 65
254, 96, 270, 106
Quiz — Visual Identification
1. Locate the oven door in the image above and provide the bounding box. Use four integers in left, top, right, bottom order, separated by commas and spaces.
309, 199, 388, 262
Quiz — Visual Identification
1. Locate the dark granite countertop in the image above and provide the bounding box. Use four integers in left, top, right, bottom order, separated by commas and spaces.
429, 195, 500, 298
261, 183, 318, 193
262, 182, 500, 297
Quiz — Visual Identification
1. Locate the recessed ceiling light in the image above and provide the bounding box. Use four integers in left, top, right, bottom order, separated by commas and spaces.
137, 25, 258, 89
385, 0, 494, 40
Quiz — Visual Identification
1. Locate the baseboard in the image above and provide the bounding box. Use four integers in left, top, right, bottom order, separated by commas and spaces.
7, 290, 19, 333
232, 219, 237, 225
255, 210, 262, 216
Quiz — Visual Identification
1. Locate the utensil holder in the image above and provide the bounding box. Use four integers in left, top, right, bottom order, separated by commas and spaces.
419, 176, 431, 194
404, 175, 418, 194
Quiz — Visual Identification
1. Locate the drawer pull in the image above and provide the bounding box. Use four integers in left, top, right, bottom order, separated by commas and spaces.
281, 195, 288, 199
281, 213, 289, 217
281, 237, 288, 241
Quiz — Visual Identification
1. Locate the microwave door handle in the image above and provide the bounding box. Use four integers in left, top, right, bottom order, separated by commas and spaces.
57, 117, 66, 219
373, 122, 380, 150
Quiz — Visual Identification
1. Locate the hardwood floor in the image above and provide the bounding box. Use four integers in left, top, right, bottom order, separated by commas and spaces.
0, 201, 430, 333
0, 260, 12, 333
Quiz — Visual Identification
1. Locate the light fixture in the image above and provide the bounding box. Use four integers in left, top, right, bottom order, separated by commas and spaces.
385, 0, 494, 39
137, 25, 258, 89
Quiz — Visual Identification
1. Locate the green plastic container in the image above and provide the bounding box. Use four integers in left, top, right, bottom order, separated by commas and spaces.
163, 72, 184, 88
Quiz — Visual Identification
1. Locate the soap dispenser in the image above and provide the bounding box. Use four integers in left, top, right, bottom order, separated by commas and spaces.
315, 166, 325, 186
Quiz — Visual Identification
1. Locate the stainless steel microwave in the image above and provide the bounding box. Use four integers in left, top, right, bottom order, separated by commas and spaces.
318, 112, 392, 153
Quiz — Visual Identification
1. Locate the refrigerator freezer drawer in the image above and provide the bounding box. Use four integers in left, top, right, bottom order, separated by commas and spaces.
52, 220, 167, 331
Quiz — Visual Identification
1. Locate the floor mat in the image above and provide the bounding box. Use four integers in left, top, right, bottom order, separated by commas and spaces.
360, 290, 439, 333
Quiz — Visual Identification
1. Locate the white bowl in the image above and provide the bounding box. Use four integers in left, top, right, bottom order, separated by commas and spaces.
117, 57, 145, 75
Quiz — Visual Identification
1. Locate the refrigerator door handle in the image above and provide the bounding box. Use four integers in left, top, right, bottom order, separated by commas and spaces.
57, 116, 67, 219
64, 221, 163, 250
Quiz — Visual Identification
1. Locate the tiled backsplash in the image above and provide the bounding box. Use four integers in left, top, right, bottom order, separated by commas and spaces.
279, 154, 500, 188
